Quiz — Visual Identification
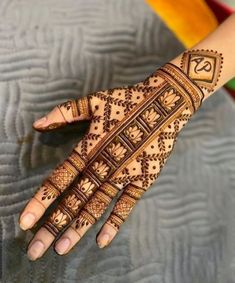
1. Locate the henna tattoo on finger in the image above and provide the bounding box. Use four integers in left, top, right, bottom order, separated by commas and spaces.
34, 150, 86, 208
58, 96, 92, 121
106, 184, 144, 231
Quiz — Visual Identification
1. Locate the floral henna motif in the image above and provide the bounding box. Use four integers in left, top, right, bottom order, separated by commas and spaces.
76, 177, 96, 197
63, 194, 82, 213
92, 160, 110, 179
43, 175, 99, 235
49, 209, 68, 230
142, 107, 160, 128
124, 125, 144, 144
159, 88, 181, 110
107, 142, 127, 162
41, 183, 59, 201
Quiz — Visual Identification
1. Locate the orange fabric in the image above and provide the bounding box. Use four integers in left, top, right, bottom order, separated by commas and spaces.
146, 0, 218, 48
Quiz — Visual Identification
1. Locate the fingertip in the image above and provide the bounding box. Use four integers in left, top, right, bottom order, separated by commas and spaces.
96, 233, 110, 248
19, 212, 36, 231
53, 227, 82, 256
33, 116, 47, 129
26, 227, 55, 260
32, 105, 69, 132
96, 223, 117, 248
27, 239, 45, 261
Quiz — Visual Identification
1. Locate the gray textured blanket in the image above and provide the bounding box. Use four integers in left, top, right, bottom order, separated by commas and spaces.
1, 0, 235, 282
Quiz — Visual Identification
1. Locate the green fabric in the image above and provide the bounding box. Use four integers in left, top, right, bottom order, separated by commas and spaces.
226, 78, 235, 90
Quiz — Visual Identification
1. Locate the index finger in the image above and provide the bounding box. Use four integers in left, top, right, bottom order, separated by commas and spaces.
18, 149, 85, 231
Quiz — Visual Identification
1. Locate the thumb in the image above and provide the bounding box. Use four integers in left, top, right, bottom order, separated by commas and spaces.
33, 97, 92, 132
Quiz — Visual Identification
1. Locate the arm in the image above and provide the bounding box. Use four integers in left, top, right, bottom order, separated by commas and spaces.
20, 14, 235, 260
171, 13, 235, 101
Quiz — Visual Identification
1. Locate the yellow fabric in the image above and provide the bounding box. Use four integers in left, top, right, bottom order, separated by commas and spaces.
146, 0, 218, 48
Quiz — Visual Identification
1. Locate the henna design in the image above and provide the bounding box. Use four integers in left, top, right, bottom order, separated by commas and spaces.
58, 97, 92, 120
59, 64, 203, 235
41, 182, 60, 201
59, 101, 72, 111
107, 141, 128, 162
62, 194, 82, 213
181, 49, 223, 91
99, 182, 120, 198
35, 97, 93, 132
92, 160, 110, 179
124, 125, 144, 144
47, 162, 77, 192
34, 151, 85, 208
76, 96, 92, 119
142, 107, 160, 128
83, 191, 112, 219
75, 210, 96, 230
158, 87, 181, 110
43, 174, 99, 235
106, 185, 142, 231
74, 184, 118, 231
43, 58, 214, 236
49, 209, 68, 230
67, 150, 86, 172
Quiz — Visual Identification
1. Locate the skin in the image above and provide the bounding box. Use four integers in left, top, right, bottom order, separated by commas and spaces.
18, 13, 235, 261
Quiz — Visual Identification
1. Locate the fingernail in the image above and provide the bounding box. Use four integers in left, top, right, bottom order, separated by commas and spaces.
27, 240, 45, 261
97, 233, 110, 248
33, 116, 47, 127
20, 212, 36, 230
55, 237, 71, 255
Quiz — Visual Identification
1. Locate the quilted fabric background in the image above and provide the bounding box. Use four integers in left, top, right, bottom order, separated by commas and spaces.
0, 0, 235, 282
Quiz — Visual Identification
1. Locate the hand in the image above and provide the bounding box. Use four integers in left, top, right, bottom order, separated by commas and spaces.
19, 63, 204, 260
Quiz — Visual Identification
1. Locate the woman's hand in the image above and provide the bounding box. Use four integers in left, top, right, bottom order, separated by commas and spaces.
19, 62, 204, 260
19, 13, 235, 260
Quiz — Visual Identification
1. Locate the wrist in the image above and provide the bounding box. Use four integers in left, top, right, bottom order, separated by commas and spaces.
170, 49, 223, 102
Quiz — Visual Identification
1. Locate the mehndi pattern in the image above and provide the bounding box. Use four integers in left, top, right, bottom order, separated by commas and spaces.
31, 49, 224, 239
42, 61, 206, 236
181, 49, 223, 92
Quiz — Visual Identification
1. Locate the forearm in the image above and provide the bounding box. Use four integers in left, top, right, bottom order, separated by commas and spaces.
170, 13, 235, 101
